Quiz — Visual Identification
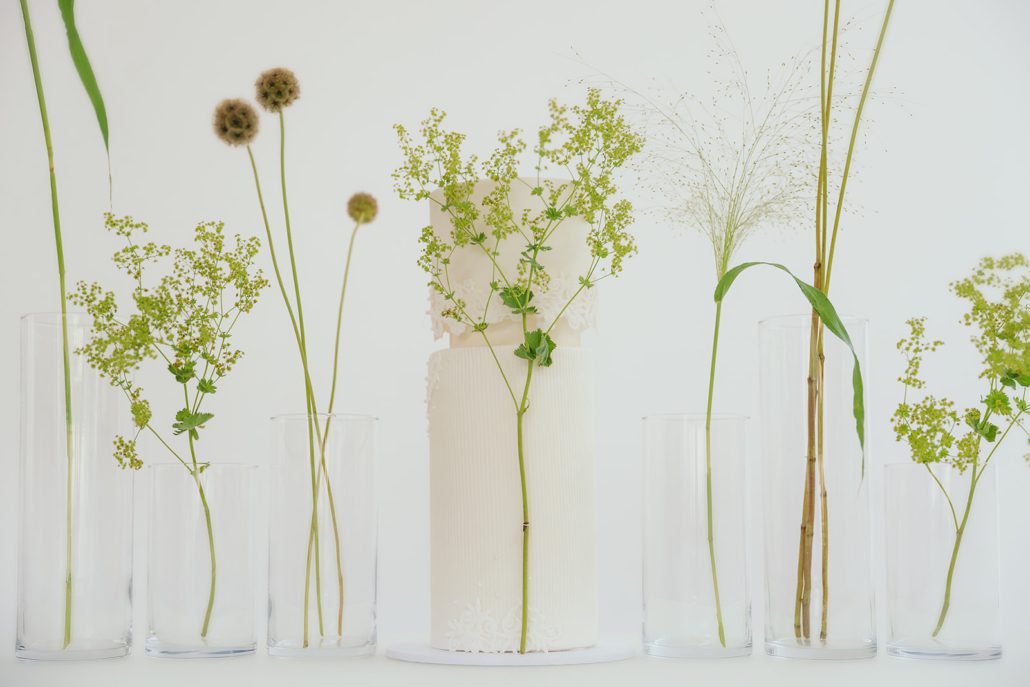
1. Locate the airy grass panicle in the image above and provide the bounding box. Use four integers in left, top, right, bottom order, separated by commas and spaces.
893, 254, 1029, 636
598, 19, 822, 647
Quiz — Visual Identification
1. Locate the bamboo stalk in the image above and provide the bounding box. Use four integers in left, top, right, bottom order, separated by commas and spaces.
816, 336, 828, 640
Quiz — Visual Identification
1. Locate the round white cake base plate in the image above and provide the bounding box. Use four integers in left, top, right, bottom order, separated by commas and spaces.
386, 642, 634, 667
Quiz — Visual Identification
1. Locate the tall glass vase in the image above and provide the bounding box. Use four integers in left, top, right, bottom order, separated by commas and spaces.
885, 462, 1001, 660
268, 414, 377, 657
147, 463, 257, 658
17, 313, 133, 660
642, 414, 750, 658
758, 315, 874, 659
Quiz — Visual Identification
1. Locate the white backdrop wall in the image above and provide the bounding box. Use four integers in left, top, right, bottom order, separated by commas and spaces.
1, 0, 1028, 684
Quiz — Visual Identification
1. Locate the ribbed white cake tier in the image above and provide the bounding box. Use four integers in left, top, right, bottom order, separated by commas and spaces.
427, 346, 598, 653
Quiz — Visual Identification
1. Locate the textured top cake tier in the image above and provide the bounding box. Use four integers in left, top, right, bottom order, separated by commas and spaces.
428, 178, 597, 343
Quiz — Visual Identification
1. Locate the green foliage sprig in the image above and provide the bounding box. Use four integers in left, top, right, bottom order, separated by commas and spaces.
892, 253, 1029, 636
396, 88, 641, 354
71, 214, 267, 470
394, 89, 642, 653
894, 255, 1030, 471
70, 212, 266, 639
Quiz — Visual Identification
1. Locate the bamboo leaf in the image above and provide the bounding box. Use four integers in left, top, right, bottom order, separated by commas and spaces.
715, 261, 866, 453
57, 0, 108, 153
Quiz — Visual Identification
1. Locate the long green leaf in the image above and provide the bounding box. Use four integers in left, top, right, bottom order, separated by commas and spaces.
715, 261, 865, 452
57, 0, 108, 153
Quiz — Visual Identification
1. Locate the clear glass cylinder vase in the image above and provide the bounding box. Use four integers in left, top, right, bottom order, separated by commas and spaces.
268, 414, 377, 657
642, 414, 750, 658
885, 461, 1001, 660
758, 315, 874, 659
147, 463, 257, 658
17, 313, 133, 660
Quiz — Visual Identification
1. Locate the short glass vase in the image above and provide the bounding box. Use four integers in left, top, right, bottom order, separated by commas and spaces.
146, 463, 257, 658
267, 414, 377, 657
642, 414, 751, 658
885, 461, 1001, 660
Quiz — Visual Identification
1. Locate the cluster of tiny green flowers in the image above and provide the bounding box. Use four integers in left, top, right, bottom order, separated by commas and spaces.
393, 89, 643, 347
893, 255, 1030, 471
70, 213, 268, 470
951, 253, 1030, 381
112, 435, 142, 470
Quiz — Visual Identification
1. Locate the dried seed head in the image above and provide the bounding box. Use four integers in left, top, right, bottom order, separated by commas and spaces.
347, 193, 378, 224
213, 99, 259, 147
255, 68, 300, 112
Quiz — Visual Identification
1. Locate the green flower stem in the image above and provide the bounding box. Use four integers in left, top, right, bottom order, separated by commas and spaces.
276, 111, 346, 645
277, 106, 322, 643
933, 409, 1022, 636
514, 248, 544, 655
703, 300, 727, 648
245, 143, 325, 643
516, 359, 535, 655
19, 0, 76, 649
246, 145, 302, 347
322, 224, 361, 424
185, 388, 217, 638
196, 479, 216, 638
318, 222, 362, 636
932, 460, 977, 638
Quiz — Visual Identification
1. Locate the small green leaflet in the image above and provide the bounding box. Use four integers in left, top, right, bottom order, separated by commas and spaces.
500, 285, 537, 315
168, 361, 195, 383
714, 261, 866, 457
197, 378, 217, 394
172, 409, 214, 440
514, 329, 556, 367
58, 0, 108, 155
1000, 370, 1030, 389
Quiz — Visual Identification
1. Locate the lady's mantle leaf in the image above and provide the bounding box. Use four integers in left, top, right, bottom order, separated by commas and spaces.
515, 329, 556, 367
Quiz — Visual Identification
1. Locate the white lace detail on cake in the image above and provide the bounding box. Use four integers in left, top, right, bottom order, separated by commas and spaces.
428, 274, 597, 339
443, 598, 561, 653
425, 352, 444, 419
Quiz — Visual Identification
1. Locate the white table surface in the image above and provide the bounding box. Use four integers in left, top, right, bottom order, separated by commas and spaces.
3, 635, 1028, 687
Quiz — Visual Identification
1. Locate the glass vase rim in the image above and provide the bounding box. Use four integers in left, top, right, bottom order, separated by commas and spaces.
758, 313, 868, 328
20, 311, 91, 325
148, 461, 258, 471
270, 412, 378, 423
642, 412, 749, 422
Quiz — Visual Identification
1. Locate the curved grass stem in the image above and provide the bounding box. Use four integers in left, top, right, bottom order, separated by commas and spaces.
703, 300, 727, 647
19, 0, 76, 649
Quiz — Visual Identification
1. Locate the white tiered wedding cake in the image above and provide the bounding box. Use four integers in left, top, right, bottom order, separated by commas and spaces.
427, 180, 599, 653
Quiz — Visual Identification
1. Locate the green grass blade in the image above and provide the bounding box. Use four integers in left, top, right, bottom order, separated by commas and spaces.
715, 261, 866, 452
57, 0, 108, 153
